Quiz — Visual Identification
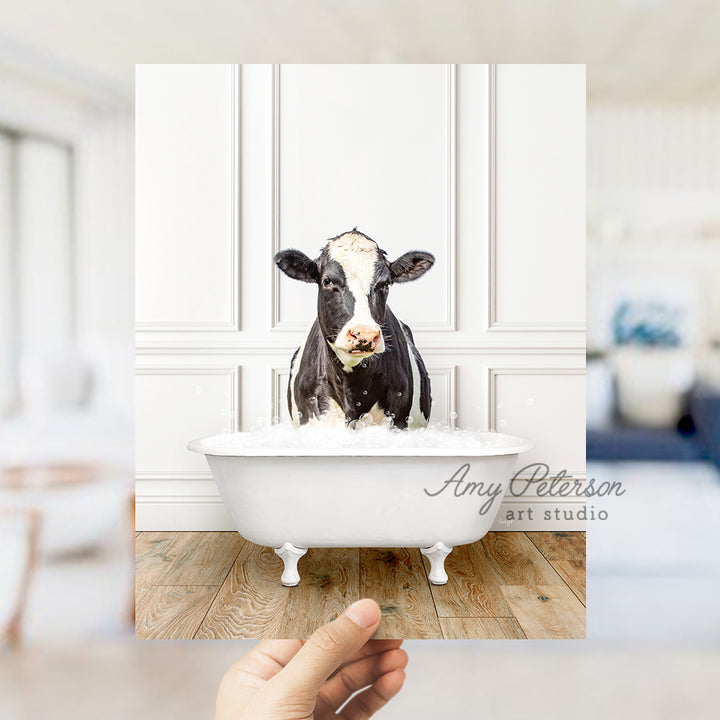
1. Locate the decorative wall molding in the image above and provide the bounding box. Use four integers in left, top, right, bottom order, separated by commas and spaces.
270, 365, 290, 424
135, 65, 241, 333
137, 343, 299, 356
136, 342, 587, 356
487, 324, 587, 333
136, 476, 586, 505
134, 64, 587, 533
487, 64, 498, 332
487, 366, 586, 429
420, 346, 585, 356
136, 472, 215, 480
270, 64, 458, 333
135, 364, 240, 479
427, 365, 458, 427
136, 365, 242, 383
270, 63, 284, 331
487, 366, 585, 477
135, 495, 235, 531
486, 64, 585, 335
135, 493, 585, 532
136, 489, 223, 504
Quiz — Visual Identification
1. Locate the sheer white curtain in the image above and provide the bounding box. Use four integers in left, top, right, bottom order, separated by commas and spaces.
0, 130, 74, 417
0, 131, 17, 416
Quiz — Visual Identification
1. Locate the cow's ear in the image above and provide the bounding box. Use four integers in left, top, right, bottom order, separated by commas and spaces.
390, 251, 435, 283
274, 249, 320, 284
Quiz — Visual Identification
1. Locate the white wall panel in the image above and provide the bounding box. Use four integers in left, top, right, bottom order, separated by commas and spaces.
489, 368, 585, 475
426, 366, 457, 428
136, 367, 239, 477
135, 64, 587, 532
491, 64, 585, 330
135, 64, 238, 329
270, 366, 291, 425
273, 64, 455, 331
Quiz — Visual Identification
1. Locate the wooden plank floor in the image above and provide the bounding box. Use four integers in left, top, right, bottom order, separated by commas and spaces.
135, 531, 585, 640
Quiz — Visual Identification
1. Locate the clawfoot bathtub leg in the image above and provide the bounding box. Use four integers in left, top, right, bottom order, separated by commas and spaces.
421, 542, 453, 585
274, 543, 307, 586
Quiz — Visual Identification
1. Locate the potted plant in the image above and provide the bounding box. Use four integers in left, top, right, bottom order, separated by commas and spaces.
611, 300, 694, 427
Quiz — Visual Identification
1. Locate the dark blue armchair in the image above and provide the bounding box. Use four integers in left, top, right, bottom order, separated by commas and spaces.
587, 383, 720, 468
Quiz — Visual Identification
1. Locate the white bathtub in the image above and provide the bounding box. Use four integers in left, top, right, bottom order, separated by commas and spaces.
188, 431, 532, 586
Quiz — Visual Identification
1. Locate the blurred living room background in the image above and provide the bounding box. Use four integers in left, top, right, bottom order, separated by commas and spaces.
587, 102, 720, 640
0, 32, 134, 645
1, 1, 720, 718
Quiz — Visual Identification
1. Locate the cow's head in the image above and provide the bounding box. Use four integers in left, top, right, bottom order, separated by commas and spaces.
275, 229, 434, 368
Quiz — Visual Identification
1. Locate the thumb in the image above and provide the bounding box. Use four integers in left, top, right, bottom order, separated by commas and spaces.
269, 599, 381, 699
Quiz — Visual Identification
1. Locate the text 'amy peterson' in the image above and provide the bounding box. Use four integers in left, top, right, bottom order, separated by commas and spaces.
423, 462, 626, 517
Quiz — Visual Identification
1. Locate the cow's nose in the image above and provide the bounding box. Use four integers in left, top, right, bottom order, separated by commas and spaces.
349, 327, 381, 348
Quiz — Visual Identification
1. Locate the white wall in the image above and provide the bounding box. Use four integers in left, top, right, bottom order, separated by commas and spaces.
136, 64, 586, 531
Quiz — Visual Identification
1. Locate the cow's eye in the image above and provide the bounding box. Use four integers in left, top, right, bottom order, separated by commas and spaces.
322, 277, 332, 287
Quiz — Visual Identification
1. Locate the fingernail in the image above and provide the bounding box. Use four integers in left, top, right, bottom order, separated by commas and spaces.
344, 599, 380, 628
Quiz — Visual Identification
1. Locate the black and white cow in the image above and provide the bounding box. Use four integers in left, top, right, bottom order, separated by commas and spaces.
275, 229, 434, 429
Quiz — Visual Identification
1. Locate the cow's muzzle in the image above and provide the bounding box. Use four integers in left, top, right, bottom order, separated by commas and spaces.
346, 326, 382, 354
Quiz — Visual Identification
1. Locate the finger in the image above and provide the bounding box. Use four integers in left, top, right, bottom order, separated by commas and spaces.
267, 599, 381, 699
226, 639, 303, 686
330, 638, 403, 675
319, 648, 408, 711
253, 639, 305, 671
339, 669, 406, 720
215, 640, 304, 720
